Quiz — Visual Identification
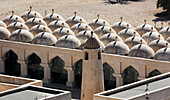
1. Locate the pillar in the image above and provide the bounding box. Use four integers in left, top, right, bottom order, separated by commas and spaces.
64, 66, 75, 87
41, 63, 51, 83
113, 73, 123, 87
0, 57, 5, 73
17, 60, 27, 77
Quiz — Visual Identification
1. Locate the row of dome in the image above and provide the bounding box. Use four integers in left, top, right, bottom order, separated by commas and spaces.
0, 7, 169, 61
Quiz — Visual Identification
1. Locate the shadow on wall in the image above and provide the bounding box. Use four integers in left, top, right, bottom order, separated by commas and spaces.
104, 0, 145, 5
153, 11, 170, 22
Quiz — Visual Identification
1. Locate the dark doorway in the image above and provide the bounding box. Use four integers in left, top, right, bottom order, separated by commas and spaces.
27, 53, 44, 80
123, 66, 139, 85
74, 59, 82, 88
50, 56, 67, 85
103, 63, 116, 90
4, 50, 21, 76
148, 69, 161, 78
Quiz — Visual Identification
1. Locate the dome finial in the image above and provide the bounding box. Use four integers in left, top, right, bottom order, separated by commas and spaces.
103, 21, 105, 26
30, 6, 32, 11
134, 31, 136, 36
67, 30, 69, 35
151, 27, 153, 32
166, 42, 168, 47
80, 18, 82, 23
57, 16, 59, 20
52, 9, 54, 13
154, 21, 156, 27
62, 23, 64, 27
140, 39, 143, 43
127, 24, 129, 29
144, 19, 146, 24
12, 10, 14, 15
34, 13, 37, 18
43, 27, 46, 32
85, 26, 88, 30
109, 28, 112, 33
91, 31, 94, 37
115, 36, 118, 40
74, 11, 77, 16
20, 24, 23, 28
39, 20, 41, 24
16, 17, 18, 22
161, 22, 163, 28
158, 35, 160, 40
97, 14, 99, 19
120, 17, 123, 22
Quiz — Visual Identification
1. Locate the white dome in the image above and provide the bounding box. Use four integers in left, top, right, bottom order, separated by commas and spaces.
7, 22, 29, 33
21, 9, 42, 21
0, 20, 7, 28
149, 39, 169, 52
32, 32, 57, 46
154, 47, 170, 61
52, 27, 75, 39
88, 18, 110, 30
3, 11, 25, 26
124, 36, 147, 49
94, 26, 116, 38
25, 18, 47, 29
100, 33, 123, 45
71, 23, 92, 35
66, 12, 87, 27
128, 44, 155, 58
159, 26, 170, 39
118, 29, 140, 41
112, 21, 133, 33
135, 24, 158, 36
43, 9, 65, 24
142, 32, 164, 44
103, 41, 129, 55
9, 29, 34, 42
56, 35, 81, 49
76, 30, 99, 43
48, 20, 70, 32
30, 25, 52, 36
0, 27, 11, 39
166, 36, 170, 43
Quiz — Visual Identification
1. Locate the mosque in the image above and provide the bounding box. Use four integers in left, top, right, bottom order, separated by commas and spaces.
0, 6, 170, 100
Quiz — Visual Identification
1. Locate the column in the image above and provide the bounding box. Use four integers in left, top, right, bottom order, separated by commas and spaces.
64, 66, 75, 87
0, 57, 5, 73
41, 63, 51, 84
17, 60, 27, 77
113, 73, 123, 87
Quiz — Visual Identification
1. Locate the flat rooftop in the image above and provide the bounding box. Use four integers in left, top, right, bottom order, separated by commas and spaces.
109, 77, 170, 99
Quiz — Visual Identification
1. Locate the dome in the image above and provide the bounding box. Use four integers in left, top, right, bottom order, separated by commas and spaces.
166, 37, 170, 43
71, 23, 92, 35
100, 33, 123, 45
159, 26, 170, 40
3, 11, 25, 26
142, 32, 164, 44
48, 20, 70, 32
56, 35, 81, 49
124, 36, 147, 49
76, 30, 99, 43
32, 32, 57, 46
128, 44, 155, 58
21, 7, 42, 21
52, 27, 75, 39
103, 41, 129, 55
0, 20, 7, 28
25, 18, 47, 29
154, 47, 170, 61
118, 29, 140, 41
111, 18, 133, 33
0, 27, 11, 39
149, 39, 169, 52
94, 26, 116, 38
30, 25, 52, 36
88, 14, 110, 30
43, 9, 65, 24
135, 22, 158, 36
7, 22, 29, 33
65, 11, 87, 27
9, 29, 34, 42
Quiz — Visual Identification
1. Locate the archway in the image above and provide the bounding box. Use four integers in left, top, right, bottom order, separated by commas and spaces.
27, 53, 44, 80
123, 66, 139, 85
50, 56, 67, 85
148, 69, 161, 78
4, 50, 21, 76
103, 63, 116, 90
74, 59, 82, 88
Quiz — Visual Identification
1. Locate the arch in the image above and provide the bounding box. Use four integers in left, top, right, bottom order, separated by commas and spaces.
123, 66, 139, 85
98, 50, 101, 60
74, 59, 83, 88
50, 56, 67, 85
148, 69, 161, 78
4, 50, 21, 76
27, 53, 44, 80
103, 62, 116, 90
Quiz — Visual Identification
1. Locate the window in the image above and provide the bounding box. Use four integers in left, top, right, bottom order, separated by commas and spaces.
98, 50, 101, 60
85, 52, 88, 60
